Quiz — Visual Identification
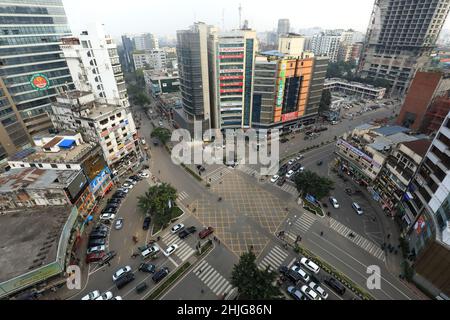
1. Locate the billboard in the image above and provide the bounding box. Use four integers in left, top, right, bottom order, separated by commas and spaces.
276, 62, 287, 108
66, 171, 89, 204
337, 139, 382, 169
89, 167, 111, 194
281, 112, 299, 123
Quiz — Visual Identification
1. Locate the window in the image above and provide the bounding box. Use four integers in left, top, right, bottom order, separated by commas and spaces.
51, 164, 58, 168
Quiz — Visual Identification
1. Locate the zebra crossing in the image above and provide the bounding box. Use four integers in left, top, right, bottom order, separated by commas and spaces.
237, 165, 260, 177
258, 245, 289, 271
206, 167, 231, 184
279, 183, 298, 195
178, 191, 190, 202
329, 218, 385, 261
161, 232, 196, 262
193, 260, 234, 297
285, 213, 317, 241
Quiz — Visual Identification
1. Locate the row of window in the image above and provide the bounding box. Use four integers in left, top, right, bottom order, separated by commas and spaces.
0, 43, 61, 56
5, 68, 70, 86
1, 25, 70, 36
1, 52, 63, 67
0, 16, 68, 25
0, 34, 69, 46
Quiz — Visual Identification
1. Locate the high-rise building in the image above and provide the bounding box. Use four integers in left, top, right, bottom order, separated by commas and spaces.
359, 0, 450, 95
60, 24, 129, 108
278, 33, 306, 56
0, 0, 74, 161
120, 35, 135, 72
310, 32, 342, 62
210, 29, 258, 130
174, 22, 217, 133
134, 33, 159, 51
277, 19, 290, 37
251, 51, 328, 130
132, 49, 167, 71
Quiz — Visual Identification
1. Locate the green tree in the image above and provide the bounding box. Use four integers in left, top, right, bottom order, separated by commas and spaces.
137, 183, 177, 228
151, 127, 171, 144
319, 89, 332, 113
135, 92, 151, 105
294, 170, 334, 200
231, 250, 282, 300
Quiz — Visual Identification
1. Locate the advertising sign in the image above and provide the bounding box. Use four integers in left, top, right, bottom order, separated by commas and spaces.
276, 62, 287, 108
220, 69, 244, 74
337, 139, 382, 169
281, 112, 299, 123
89, 167, 111, 194
30, 73, 50, 91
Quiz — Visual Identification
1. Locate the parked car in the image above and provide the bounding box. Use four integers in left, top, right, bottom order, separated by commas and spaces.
115, 273, 135, 289
100, 213, 116, 222
139, 171, 150, 178
278, 265, 289, 276
277, 177, 286, 186
287, 286, 306, 300
112, 266, 132, 281
142, 216, 151, 230
329, 197, 340, 209
100, 251, 117, 265
290, 265, 310, 283
178, 226, 197, 239
199, 226, 214, 239
81, 290, 100, 300
105, 202, 120, 209
86, 252, 106, 264
122, 182, 133, 190
88, 238, 106, 247
112, 296, 122, 300
270, 175, 280, 183
286, 170, 295, 179
138, 263, 156, 273
89, 231, 107, 240
352, 202, 364, 215
95, 291, 113, 300
288, 159, 295, 166
102, 206, 117, 214
171, 223, 185, 234
300, 285, 321, 300
309, 282, 329, 299
114, 218, 124, 230
113, 191, 127, 197
296, 154, 304, 161
164, 244, 178, 256
152, 267, 169, 283
135, 282, 148, 294
116, 187, 129, 194
141, 245, 160, 259
324, 277, 346, 296
108, 198, 122, 204
300, 257, 320, 274
87, 245, 106, 255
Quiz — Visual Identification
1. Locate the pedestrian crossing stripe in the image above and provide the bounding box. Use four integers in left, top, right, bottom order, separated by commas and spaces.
258, 246, 288, 271
193, 260, 234, 296
329, 218, 385, 261
161, 233, 196, 261
290, 213, 317, 233
206, 167, 231, 184
178, 191, 189, 201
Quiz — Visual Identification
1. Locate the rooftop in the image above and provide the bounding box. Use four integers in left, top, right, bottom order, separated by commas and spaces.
10, 143, 94, 165
402, 139, 432, 157
355, 123, 378, 131
373, 125, 411, 137
0, 168, 81, 193
0, 206, 72, 283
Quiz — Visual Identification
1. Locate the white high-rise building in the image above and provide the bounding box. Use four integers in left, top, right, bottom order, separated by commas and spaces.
310, 32, 341, 62
132, 49, 167, 70
278, 33, 306, 56
60, 23, 129, 108
134, 33, 159, 51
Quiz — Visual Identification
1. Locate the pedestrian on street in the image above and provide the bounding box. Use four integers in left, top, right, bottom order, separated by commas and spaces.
387, 233, 391, 239
320, 231, 324, 237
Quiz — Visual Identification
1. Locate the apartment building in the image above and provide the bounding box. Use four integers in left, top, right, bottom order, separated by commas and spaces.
132, 50, 167, 71
144, 69, 180, 96
134, 33, 159, 51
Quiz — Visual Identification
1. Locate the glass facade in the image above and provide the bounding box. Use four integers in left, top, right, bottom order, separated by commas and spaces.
0, 0, 73, 157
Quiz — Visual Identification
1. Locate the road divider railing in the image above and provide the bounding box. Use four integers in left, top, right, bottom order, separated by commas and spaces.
292, 244, 375, 300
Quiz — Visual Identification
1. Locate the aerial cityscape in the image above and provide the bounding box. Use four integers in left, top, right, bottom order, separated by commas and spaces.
1, 0, 450, 305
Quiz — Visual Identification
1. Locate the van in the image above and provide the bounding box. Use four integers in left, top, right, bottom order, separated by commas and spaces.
352, 202, 364, 215
324, 278, 346, 296
115, 272, 135, 289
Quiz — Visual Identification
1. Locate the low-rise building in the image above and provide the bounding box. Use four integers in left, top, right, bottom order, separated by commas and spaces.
143, 69, 180, 96
50, 91, 139, 175
324, 78, 386, 100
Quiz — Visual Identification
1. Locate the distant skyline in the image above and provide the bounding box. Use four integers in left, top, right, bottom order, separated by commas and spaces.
63, 0, 450, 39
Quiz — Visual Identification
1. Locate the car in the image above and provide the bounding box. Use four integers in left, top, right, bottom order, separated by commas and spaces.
143, 216, 151, 230
95, 291, 113, 300
199, 226, 214, 239
100, 213, 116, 221
324, 277, 346, 296
296, 154, 304, 161
299, 257, 320, 274
141, 245, 160, 259
112, 266, 132, 281
112, 296, 122, 300
280, 138, 289, 144
270, 175, 280, 183
141, 139, 146, 145
86, 252, 106, 264
179, 226, 197, 239
287, 286, 306, 300
122, 182, 133, 190
114, 218, 124, 230
105, 202, 120, 209
298, 167, 305, 173
108, 198, 122, 204
277, 177, 286, 186
300, 285, 322, 300
164, 244, 178, 256
116, 187, 129, 194
278, 265, 289, 276
139, 171, 150, 178
115, 272, 135, 289
352, 202, 364, 215
329, 197, 339, 209
113, 190, 127, 197
286, 170, 295, 179
288, 159, 295, 166
171, 223, 185, 234
100, 251, 117, 265
317, 160, 323, 166
102, 206, 117, 214
89, 231, 107, 240
126, 178, 139, 184
81, 290, 100, 300
159, 121, 163, 127
88, 238, 106, 247
152, 267, 169, 283
138, 263, 156, 273
309, 282, 329, 299
292, 163, 302, 171
87, 245, 106, 255
291, 265, 310, 283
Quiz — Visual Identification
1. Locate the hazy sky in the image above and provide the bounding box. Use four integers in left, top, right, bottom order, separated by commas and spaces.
62, 0, 450, 39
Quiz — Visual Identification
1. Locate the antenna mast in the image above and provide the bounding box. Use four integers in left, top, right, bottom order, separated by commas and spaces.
238, 4, 242, 29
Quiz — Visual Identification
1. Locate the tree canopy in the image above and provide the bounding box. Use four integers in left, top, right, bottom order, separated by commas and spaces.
231, 249, 282, 300
137, 183, 177, 228
319, 89, 332, 113
151, 127, 171, 144
294, 170, 335, 200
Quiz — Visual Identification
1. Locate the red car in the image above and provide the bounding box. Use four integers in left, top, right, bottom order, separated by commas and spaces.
199, 227, 214, 239
86, 252, 106, 264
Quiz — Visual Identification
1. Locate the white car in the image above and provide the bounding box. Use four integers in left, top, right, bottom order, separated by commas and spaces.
141, 245, 160, 259
87, 245, 106, 255
301, 285, 322, 300
81, 290, 100, 300
270, 175, 280, 183
125, 179, 137, 186
141, 139, 146, 145
300, 257, 320, 274
116, 187, 129, 194
286, 170, 295, 179
112, 296, 123, 300
122, 182, 133, 190
139, 171, 150, 178
171, 224, 184, 234
309, 282, 328, 299
291, 265, 310, 282
288, 159, 295, 166
100, 213, 116, 221
159, 121, 163, 126
164, 244, 178, 256
112, 266, 132, 281
95, 291, 113, 300
329, 197, 340, 209
296, 155, 304, 161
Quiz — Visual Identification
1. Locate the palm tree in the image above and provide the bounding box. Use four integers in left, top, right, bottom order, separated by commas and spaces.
137, 183, 178, 227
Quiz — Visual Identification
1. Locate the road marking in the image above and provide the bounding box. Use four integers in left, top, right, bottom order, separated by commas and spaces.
193, 261, 234, 297
178, 191, 190, 201
161, 233, 196, 262
206, 167, 231, 184
258, 245, 289, 271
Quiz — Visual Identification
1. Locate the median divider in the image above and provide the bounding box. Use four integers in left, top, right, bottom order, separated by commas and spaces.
292, 244, 374, 300
146, 262, 191, 300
